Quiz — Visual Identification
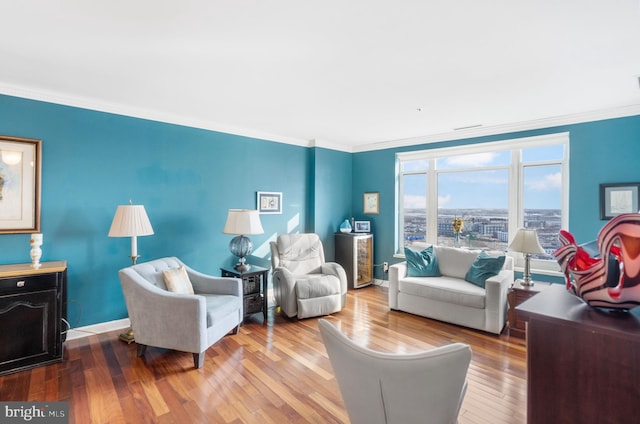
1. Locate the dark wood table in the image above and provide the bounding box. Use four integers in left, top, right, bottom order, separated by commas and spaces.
221, 266, 269, 323
507, 280, 553, 338
517, 284, 640, 424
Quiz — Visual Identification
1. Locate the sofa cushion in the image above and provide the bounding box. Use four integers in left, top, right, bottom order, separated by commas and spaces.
405, 246, 441, 277
399, 276, 486, 309
434, 246, 483, 279
465, 251, 506, 288
295, 275, 341, 299
162, 266, 194, 294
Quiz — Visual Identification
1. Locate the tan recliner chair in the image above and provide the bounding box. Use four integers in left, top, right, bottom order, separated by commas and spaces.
319, 319, 472, 424
270, 233, 348, 319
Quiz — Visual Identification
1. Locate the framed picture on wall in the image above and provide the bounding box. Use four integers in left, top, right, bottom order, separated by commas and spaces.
363, 192, 379, 214
257, 191, 282, 214
600, 183, 640, 220
0, 136, 42, 234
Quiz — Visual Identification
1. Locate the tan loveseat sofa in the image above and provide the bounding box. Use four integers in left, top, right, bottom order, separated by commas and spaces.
389, 246, 514, 334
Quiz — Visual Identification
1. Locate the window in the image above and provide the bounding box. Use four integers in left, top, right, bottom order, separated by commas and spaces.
397, 133, 568, 274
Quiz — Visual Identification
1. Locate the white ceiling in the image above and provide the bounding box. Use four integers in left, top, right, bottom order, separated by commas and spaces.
1, 1, 639, 152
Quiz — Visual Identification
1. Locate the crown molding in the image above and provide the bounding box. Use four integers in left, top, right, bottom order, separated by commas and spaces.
2, 83, 639, 154
310, 138, 352, 153
353, 104, 640, 152
0, 83, 311, 148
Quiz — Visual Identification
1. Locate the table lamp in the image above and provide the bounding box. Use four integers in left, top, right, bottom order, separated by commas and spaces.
508, 228, 545, 286
108, 202, 154, 265
223, 209, 264, 272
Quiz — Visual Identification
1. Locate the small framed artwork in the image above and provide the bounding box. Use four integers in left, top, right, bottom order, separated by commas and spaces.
0, 136, 42, 234
363, 192, 379, 214
600, 183, 640, 220
257, 191, 282, 214
354, 220, 371, 233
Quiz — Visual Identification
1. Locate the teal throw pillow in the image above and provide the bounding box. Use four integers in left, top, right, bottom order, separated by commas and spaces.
465, 251, 506, 288
405, 246, 441, 277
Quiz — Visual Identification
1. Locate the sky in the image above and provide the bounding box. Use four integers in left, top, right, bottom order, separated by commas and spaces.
403, 145, 563, 210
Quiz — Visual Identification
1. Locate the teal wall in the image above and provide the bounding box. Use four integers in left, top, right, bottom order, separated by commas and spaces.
311, 147, 353, 261
0, 94, 323, 327
2, 91, 638, 327
352, 115, 640, 280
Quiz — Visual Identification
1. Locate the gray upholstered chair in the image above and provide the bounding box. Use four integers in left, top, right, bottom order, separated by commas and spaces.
318, 319, 472, 424
270, 233, 347, 319
118, 257, 243, 369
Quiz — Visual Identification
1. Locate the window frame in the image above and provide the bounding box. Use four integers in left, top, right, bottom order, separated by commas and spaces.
396, 132, 569, 276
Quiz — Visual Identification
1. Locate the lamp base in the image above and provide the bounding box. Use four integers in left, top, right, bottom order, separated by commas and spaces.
517, 278, 535, 287
521, 253, 534, 286
119, 327, 135, 344
234, 263, 251, 272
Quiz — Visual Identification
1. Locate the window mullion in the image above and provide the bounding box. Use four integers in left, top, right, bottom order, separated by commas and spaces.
427, 159, 438, 244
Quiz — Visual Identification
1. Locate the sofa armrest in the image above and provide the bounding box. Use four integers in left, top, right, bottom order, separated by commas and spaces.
388, 262, 407, 309
321, 262, 348, 295
484, 268, 514, 312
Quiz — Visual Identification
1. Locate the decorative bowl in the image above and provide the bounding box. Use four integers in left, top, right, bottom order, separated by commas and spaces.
554, 213, 640, 311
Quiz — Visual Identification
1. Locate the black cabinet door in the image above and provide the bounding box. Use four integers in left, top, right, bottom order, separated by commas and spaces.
0, 288, 58, 374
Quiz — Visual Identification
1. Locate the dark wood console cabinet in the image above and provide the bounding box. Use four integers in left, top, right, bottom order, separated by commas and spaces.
517, 284, 640, 424
0, 261, 67, 376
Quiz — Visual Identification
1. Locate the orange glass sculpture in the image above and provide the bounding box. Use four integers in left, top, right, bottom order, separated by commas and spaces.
554, 213, 640, 310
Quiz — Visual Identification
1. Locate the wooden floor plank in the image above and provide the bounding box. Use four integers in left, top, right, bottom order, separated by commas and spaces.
0, 285, 526, 423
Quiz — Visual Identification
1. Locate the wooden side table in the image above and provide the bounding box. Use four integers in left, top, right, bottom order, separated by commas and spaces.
507, 280, 553, 338
221, 265, 269, 323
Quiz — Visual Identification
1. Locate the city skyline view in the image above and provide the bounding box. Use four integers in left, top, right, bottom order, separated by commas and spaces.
404, 207, 562, 259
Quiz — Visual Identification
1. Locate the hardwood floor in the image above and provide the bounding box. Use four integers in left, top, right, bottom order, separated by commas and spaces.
0, 286, 527, 423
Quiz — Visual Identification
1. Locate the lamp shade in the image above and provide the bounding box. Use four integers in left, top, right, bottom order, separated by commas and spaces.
223, 209, 264, 235
508, 228, 545, 254
108, 205, 154, 237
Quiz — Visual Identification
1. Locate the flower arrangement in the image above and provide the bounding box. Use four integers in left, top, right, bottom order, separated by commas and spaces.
452, 217, 464, 247
452, 217, 464, 234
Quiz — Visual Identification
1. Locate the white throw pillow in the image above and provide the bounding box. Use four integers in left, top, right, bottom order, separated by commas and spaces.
162, 266, 194, 294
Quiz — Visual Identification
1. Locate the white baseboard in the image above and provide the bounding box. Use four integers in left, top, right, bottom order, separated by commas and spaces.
64, 280, 389, 341
374, 278, 389, 288
64, 318, 131, 341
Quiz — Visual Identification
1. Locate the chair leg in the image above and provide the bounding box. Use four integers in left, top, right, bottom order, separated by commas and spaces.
136, 344, 147, 357
193, 352, 204, 369
232, 324, 240, 334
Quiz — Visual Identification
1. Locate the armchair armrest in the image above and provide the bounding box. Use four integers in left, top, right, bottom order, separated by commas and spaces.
321, 262, 348, 294
272, 266, 298, 318
185, 265, 242, 297
388, 262, 407, 309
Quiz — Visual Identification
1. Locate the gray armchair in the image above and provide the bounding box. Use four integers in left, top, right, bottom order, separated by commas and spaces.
319, 319, 472, 424
118, 257, 243, 369
270, 233, 347, 319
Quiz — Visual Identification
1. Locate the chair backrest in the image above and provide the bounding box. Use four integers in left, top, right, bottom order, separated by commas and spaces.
123, 257, 184, 291
318, 319, 471, 424
270, 233, 326, 275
